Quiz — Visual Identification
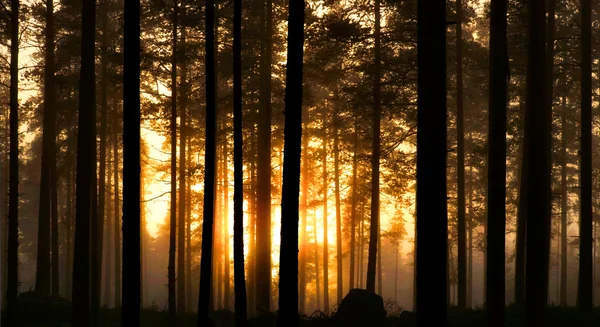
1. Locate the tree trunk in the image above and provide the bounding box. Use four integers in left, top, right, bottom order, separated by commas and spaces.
198, 0, 217, 321
185, 50, 192, 311
366, 0, 381, 294
315, 210, 321, 310
334, 105, 342, 303
322, 110, 329, 313
72, 0, 95, 323
122, 0, 141, 320
299, 105, 309, 313
579, 0, 593, 312
486, 0, 508, 324
416, 0, 447, 324
105, 133, 113, 307
224, 129, 231, 310
35, 0, 56, 296
6, 0, 19, 323
467, 164, 473, 308
168, 0, 178, 318
349, 119, 358, 291
515, 97, 527, 305
233, 0, 248, 321
177, 2, 187, 311
524, 0, 550, 323
277, 0, 304, 322
113, 101, 121, 308
560, 95, 567, 306
247, 120, 256, 317
256, 0, 273, 313
456, 0, 466, 309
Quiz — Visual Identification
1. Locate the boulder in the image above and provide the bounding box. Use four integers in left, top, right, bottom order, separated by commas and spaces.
332, 289, 387, 327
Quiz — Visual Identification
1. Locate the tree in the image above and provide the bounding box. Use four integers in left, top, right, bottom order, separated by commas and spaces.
256, 0, 273, 312
455, 0, 466, 309
524, 0, 550, 324
233, 0, 247, 323
122, 0, 141, 322
578, 0, 592, 312
366, 0, 381, 294
416, 0, 447, 326
72, 0, 96, 325
178, 0, 187, 312
486, 0, 507, 325
277, 0, 304, 323
168, 0, 178, 318
6, 0, 20, 323
198, 0, 217, 323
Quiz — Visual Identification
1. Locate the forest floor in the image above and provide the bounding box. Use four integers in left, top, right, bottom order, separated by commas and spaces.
4, 293, 600, 326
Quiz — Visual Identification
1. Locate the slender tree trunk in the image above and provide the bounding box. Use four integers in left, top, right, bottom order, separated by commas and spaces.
456, 0, 466, 309
36, 0, 56, 296
349, 120, 358, 291
524, 0, 550, 323
122, 0, 141, 320
185, 91, 192, 312
247, 121, 256, 317
277, 0, 305, 321
66, 167, 73, 301
168, 0, 178, 318
486, 0, 508, 324
198, 0, 217, 321
467, 164, 473, 307
105, 134, 113, 307
1, 148, 7, 311
334, 105, 342, 303
233, 0, 247, 321
322, 111, 329, 313
6, 0, 19, 323
256, 0, 273, 313
579, 0, 593, 312
72, 0, 95, 323
515, 98, 527, 305
366, 0, 381, 294
224, 131, 231, 310
177, 3, 187, 310
560, 95, 568, 306
299, 105, 308, 313
416, 0, 447, 324
377, 226, 382, 295
114, 102, 121, 308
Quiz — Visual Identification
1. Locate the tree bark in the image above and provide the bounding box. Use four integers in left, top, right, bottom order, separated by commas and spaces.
105, 132, 113, 307
334, 104, 342, 303
416, 0, 447, 325
366, 0, 381, 294
456, 0, 466, 309
122, 0, 141, 320
256, 0, 273, 313
113, 100, 121, 308
168, 0, 178, 318
486, 0, 508, 324
349, 119, 358, 291
277, 0, 304, 322
177, 1, 187, 311
6, 0, 19, 323
198, 0, 217, 322
322, 110, 329, 312
72, 0, 95, 323
524, 0, 550, 323
579, 0, 593, 312
560, 95, 567, 306
299, 105, 308, 313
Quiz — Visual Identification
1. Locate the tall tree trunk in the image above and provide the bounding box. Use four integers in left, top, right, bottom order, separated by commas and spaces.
66, 167, 74, 301
377, 225, 382, 295
178, 2, 187, 310
122, 0, 141, 320
579, 0, 593, 312
72, 0, 95, 323
334, 105, 342, 303
256, 0, 273, 313
515, 99, 527, 305
560, 95, 567, 306
168, 0, 178, 318
1, 147, 7, 311
247, 120, 256, 317
467, 164, 473, 308
185, 60, 192, 312
105, 133, 113, 307
6, 0, 19, 323
366, 0, 381, 293
114, 102, 121, 308
277, 0, 305, 322
224, 131, 231, 310
233, 0, 248, 321
524, 0, 550, 323
349, 119, 358, 291
36, 0, 56, 296
198, 0, 217, 321
322, 111, 329, 313
299, 105, 308, 313
486, 0, 508, 324
416, 0, 447, 324
456, 0, 466, 309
